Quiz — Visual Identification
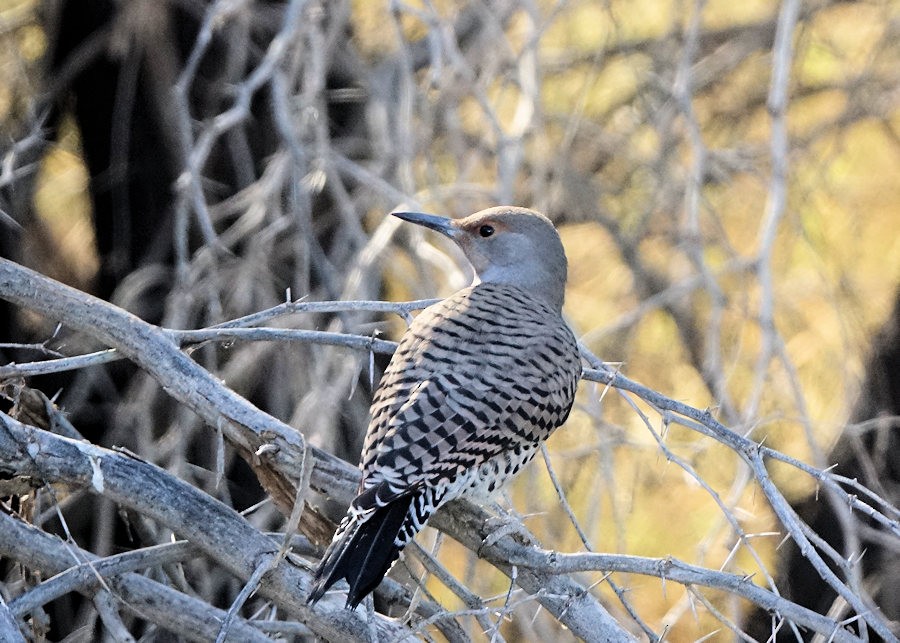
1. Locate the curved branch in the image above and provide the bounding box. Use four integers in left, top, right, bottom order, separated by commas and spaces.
0, 411, 409, 641
0, 513, 273, 642
0, 258, 631, 641
2, 259, 895, 640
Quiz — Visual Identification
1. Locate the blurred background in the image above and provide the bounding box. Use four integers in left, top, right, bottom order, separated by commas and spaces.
1, 0, 898, 640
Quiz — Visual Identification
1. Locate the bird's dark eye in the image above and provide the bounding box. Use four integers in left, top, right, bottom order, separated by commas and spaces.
479, 224, 495, 238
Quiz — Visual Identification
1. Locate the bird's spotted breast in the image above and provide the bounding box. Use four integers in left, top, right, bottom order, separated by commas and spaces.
360, 282, 580, 494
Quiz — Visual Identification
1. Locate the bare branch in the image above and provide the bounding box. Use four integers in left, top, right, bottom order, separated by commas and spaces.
0, 258, 630, 640
0, 411, 410, 641
0, 513, 272, 642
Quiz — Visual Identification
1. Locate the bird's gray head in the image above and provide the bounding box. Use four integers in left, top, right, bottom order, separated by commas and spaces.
393, 206, 569, 312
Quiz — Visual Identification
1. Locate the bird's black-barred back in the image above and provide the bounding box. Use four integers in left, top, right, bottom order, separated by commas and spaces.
307, 207, 582, 608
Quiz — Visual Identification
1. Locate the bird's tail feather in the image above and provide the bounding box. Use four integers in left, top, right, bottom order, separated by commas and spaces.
307, 493, 414, 608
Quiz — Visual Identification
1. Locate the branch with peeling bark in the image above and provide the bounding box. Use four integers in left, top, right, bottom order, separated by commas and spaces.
0, 259, 629, 639
1, 257, 897, 641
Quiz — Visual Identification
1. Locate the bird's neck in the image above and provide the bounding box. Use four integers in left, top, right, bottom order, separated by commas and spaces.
472, 271, 565, 313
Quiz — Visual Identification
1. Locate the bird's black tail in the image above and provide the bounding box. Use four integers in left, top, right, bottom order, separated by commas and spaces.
307, 491, 414, 608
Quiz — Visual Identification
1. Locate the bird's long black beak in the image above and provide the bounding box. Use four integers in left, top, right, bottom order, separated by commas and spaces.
392, 211, 456, 238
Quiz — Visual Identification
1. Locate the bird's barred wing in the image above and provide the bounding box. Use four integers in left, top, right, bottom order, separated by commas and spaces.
358, 285, 580, 496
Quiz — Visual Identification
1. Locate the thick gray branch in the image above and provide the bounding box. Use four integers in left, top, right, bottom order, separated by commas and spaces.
4, 259, 890, 640
0, 257, 632, 640
0, 513, 271, 642
431, 504, 636, 642
0, 596, 25, 643
0, 411, 408, 641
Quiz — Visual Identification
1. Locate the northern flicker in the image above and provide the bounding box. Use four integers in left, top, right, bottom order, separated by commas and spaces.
307, 206, 581, 608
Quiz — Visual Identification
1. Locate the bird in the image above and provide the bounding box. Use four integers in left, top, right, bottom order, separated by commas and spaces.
307, 206, 582, 608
